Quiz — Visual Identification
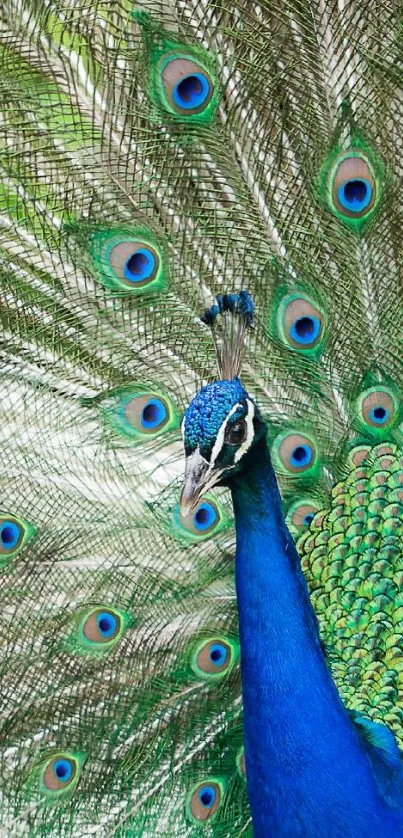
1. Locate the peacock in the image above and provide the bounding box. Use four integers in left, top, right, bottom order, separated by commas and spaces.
0, 0, 402, 834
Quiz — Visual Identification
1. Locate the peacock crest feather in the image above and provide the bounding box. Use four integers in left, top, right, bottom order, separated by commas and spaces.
0, 0, 402, 834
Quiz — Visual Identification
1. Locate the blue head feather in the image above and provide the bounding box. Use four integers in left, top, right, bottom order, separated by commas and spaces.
183, 378, 248, 459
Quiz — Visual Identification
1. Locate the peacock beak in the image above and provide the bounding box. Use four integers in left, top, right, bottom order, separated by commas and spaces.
180, 450, 216, 516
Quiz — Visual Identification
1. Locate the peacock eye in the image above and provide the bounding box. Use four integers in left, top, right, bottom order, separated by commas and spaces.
225, 419, 247, 445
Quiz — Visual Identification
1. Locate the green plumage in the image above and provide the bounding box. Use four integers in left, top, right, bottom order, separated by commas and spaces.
300, 443, 403, 746
0, 0, 401, 833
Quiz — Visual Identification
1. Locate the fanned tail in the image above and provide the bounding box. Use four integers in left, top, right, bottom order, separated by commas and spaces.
0, 0, 402, 834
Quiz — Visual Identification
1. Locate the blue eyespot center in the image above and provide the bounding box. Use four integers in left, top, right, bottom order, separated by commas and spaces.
290, 316, 321, 345
124, 248, 155, 283
53, 759, 73, 783
303, 513, 314, 526
209, 643, 228, 667
0, 521, 20, 550
199, 785, 216, 808
290, 445, 312, 467
141, 398, 167, 429
173, 73, 210, 109
193, 502, 217, 531
97, 612, 118, 638
338, 179, 372, 213
369, 405, 389, 425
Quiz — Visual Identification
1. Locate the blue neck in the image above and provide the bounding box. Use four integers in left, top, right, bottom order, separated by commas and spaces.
231, 438, 401, 837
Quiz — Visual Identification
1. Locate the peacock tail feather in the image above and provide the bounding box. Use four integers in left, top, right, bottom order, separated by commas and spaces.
0, 0, 402, 833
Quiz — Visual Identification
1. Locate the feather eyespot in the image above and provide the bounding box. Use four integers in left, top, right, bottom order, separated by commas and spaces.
173, 497, 228, 541
357, 388, 399, 433
86, 227, 168, 295
39, 753, 82, 797
330, 153, 376, 219
187, 781, 221, 822
99, 387, 179, 442
72, 606, 129, 654
108, 241, 159, 287
0, 513, 35, 563
83, 609, 120, 643
191, 637, 237, 679
192, 501, 219, 533
286, 499, 321, 534
82, 608, 121, 645
1, 520, 23, 552
124, 394, 170, 434
277, 295, 325, 352
158, 55, 215, 118
273, 432, 318, 476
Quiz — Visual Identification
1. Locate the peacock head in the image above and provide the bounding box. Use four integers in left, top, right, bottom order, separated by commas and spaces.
180, 377, 265, 514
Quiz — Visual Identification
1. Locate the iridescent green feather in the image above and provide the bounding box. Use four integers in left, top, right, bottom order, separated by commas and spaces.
298, 444, 403, 746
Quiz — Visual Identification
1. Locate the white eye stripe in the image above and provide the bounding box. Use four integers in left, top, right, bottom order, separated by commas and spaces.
210, 400, 255, 467
210, 402, 243, 467
234, 399, 255, 463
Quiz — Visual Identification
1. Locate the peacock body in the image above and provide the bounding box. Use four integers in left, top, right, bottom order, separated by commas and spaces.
0, 0, 402, 835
